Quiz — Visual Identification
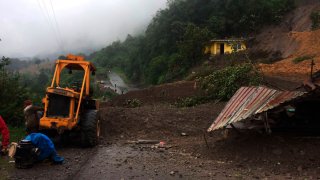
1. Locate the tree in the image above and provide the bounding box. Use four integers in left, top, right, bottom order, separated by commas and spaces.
147, 55, 168, 84
38, 69, 49, 86
177, 23, 213, 67
33, 58, 41, 67
0, 57, 29, 126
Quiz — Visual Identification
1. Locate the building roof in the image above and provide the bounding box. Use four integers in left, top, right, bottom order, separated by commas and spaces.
210, 38, 246, 42
207, 86, 307, 132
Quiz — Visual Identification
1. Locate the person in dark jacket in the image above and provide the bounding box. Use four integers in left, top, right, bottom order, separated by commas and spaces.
0, 115, 9, 155
23, 100, 43, 134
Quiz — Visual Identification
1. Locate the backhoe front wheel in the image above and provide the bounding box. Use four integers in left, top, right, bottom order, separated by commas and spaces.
80, 110, 100, 147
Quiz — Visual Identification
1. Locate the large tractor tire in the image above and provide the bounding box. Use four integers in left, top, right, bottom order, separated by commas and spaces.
80, 110, 101, 147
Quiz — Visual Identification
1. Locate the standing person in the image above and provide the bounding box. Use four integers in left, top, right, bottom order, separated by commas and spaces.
0, 115, 9, 155
23, 100, 43, 134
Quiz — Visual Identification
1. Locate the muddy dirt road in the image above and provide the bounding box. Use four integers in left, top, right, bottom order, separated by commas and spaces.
7, 133, 320, 179
2, 79, 320, 179
4, 101, 320, 180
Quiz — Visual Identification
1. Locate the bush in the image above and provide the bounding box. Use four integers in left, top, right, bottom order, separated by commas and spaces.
124, 99, 142, 108
174, 97, 203, 107
292, 55, 314, 64
198, 63, 262, 100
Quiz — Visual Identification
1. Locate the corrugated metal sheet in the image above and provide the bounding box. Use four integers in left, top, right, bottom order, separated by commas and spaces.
208, 86, 306, 132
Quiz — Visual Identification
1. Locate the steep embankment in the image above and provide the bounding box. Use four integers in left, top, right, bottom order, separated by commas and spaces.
256, 0, 320, 82
260, 30, 320, 82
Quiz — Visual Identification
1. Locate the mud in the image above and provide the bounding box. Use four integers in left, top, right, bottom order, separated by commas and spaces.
3, 73, 320, 180
3, 100, 320, 180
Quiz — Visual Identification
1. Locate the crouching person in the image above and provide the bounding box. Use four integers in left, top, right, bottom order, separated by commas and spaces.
0, 115, 9, 155
14, 133, 64, 168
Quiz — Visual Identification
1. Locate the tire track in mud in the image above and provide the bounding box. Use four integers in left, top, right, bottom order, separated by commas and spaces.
66, 147, 98, 180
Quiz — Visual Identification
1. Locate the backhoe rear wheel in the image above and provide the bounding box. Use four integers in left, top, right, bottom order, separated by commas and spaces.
80, 110, 100, 147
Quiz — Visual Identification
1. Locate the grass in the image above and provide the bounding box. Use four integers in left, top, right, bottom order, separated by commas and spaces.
0, 126, 25, 145
292, 55, 314, 64
8, 126, 26, 143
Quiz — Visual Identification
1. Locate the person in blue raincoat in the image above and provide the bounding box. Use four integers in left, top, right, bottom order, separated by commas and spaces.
24, 133, 64, 163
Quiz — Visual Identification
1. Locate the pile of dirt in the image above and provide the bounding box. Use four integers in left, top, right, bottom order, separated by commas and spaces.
105, 81, 202, 107
100, 103, 225, 140
100, 80, 217, 141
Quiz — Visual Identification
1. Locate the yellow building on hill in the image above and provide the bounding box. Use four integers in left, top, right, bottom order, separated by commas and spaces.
205, 39, 246, 55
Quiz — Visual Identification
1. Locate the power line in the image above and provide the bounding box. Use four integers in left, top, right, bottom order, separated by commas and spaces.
41, 0, 64, 50
36, 0, 64, 52
49, 0, 65, 52
36, 0, 62, 50
36, 0, 52, 30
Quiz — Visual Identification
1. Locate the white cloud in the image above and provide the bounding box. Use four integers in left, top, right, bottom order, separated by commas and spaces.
0, 0, 167, 58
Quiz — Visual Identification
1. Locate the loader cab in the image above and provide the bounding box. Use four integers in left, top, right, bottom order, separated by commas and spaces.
59, 68, 85, 92
52, 54, 96, 96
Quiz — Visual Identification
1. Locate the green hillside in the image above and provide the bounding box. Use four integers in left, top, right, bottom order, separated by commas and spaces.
90, 0, 295, 85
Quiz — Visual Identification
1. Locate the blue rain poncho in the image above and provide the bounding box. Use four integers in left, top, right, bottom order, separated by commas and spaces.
24, 133, 64, 163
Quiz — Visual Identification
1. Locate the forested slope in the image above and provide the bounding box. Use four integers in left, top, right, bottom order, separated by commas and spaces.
90, 0, 295, 85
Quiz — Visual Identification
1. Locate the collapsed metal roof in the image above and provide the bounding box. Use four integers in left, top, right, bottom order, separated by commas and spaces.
207, 86, 307, 132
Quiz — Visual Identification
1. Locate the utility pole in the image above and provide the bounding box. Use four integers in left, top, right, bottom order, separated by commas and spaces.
311, 59, 315, 81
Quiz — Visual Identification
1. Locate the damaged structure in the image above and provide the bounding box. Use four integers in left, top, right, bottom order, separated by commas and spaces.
208, 71, 320, 133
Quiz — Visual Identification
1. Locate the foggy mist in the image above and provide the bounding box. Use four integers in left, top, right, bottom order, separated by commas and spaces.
0, 0, 167, 59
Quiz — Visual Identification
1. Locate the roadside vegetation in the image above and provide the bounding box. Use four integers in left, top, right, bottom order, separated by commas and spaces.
0, 56, 90, 127
175, 63, 262, 107
198, 63, 262, 100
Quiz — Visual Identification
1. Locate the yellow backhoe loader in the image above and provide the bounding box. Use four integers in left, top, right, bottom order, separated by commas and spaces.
39, 54, 100, 147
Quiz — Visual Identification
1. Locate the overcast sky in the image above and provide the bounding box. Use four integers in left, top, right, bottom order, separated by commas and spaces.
0, 0, 167, 59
